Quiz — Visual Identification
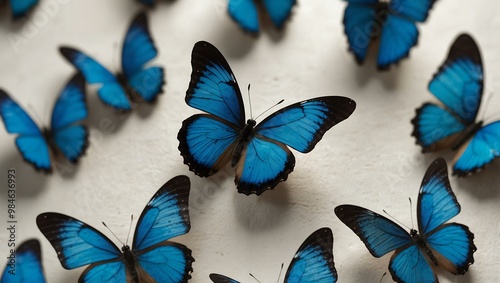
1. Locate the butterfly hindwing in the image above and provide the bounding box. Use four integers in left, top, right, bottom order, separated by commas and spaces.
389, 244, 437, 283
285, 228, 337, 283
137, 0, 155, 7
335, 205, 412, 258
342, 1, 378, 64
228, 0, 296, 33
377, 14, 418, 69
9, 0, 38, 19
1, 239, 46, 283
262, 0, 296, 29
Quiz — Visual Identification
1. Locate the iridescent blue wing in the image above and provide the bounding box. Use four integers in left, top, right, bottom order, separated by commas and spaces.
1, 239, 46, 283
453, 121, 500, 176
132, 176, 193, 282
411, 103, 466, 152
425, 223, 475, 275
342, 0, 378, 64
234, 136, 295, 195
50, 73, 89, 163
59, 47, 131, 111
388, 0, 435, 22
178, 114, 239, 177
377, 14, 418, 69
135, 242, 194, 283
417, 158, 460, 234
335, 205, 412, 258
228, 0, 259, 33
389, 245, 437, 283
210, 274, 240, 283
187, 41, 245, 127
79, 261, 126, 283
0, 89, 51, 172
122, 12, 164, 102
9, 0, 38, 19
133, 175, 191, 250
255, 96, 356, 153
36, 213, 122, 270
428, 34, 483, 124
262, 0, 296, 29
285, 228, 337, 283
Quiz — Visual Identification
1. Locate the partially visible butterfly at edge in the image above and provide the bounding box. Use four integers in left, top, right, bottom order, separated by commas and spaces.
335, 158, 476, 283
36, 175, 194, 283
412, 33, 500, 176
210, 227, 337, 283
1, 239, 46, 283
342, 0, 436, 69
228, 0, 297, 34
60, 11, 165, 111
177, 41, 356, 195
0, 73, 88, 173
7, 0, 39, 19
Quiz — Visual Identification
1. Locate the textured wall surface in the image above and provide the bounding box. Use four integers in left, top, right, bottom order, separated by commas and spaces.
0, 0, 499, 282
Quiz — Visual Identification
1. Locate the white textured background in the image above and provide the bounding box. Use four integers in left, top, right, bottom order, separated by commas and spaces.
1, 0, 500, 282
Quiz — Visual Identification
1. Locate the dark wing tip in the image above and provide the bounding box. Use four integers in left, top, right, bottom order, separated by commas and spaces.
131, 11, 149, 29
410, 103, 435, 153
0, 88, 11, 102
17, 239, 42, 256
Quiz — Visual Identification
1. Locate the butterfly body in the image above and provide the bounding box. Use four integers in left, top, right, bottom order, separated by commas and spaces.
412, 34, 500, 176
37, 176, 194, 283
60, 12, 164, 111
335, 158, 476, 283
179, 41, 356, 195
0, 74, 88, 173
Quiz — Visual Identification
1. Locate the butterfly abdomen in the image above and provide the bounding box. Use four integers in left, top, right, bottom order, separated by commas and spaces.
231, 119, 257, 167
42, 128, 59, 157
412, 232, 439, 267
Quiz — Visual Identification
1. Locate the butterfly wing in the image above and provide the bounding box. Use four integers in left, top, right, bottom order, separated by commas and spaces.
453, 121, 500, 176
428, 34, 483, 124
131, 176, 194, 281
179, 41, 245, 177
122, 12, 164, 102
137, 0, 154, 7
417, 158, 475, 275
233, 96, 355, 195
389, 244, 437, 283
36, 213, 122, 270
59, 47, 131, 111
209, 274, 240, 283
1, 239, 46, 283
50, 73, 89, 163
9, 0, 38, 19
228, 0, 259, 33
342, 0, 378, 64
285, 228, 337, 283
0, 89, 51, 172
262, 0, 296, 29
335, 205, 412, 258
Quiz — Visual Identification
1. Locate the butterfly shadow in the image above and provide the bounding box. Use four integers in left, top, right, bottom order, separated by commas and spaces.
233, 183, 291, 231
85, 92, 129, 135
212, 23, 256, 59
0, 150, 48, 198
454, 160, 500, 200
437, 268, 475, 283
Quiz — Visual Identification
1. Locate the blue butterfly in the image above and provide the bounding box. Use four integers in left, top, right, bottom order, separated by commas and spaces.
137, 0, 154, 7
59, 11, 164, 111
9, 0, 39, 19
1, 239, 46, 283
411, 33, 500, 176
228, 0, 297, 33
36, 175, 194, 283
0, 73, 88, 173
342, 0, 436, 69
177, 41, 356, 195
335, 158, 476, 283
210, 228, 337, 283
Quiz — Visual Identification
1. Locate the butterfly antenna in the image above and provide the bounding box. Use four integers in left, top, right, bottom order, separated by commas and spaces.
408, 198, 415, 230
276, 263, 284, 283
249, 273, 262, 283
27, 104, 44, 127
382, 209, 411, 231
247, 84, 253, 119
480, 90, 495, 122
254, 99, 285, 121
102, 221, 125, 246
125, 215, 134, 246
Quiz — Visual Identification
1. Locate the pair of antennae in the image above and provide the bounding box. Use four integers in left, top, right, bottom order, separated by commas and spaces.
382, 198, 415, 231
102, 215, 134, 246
247, 84, 284, 121
249, 263, 284, 283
